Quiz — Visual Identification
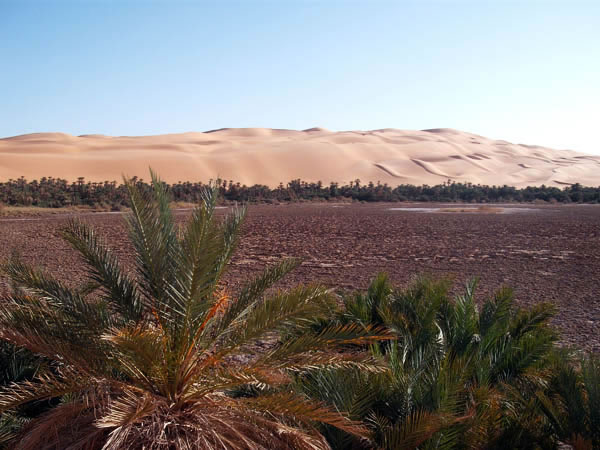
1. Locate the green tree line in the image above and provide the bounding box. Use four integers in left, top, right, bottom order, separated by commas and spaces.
1, 176, 599, 209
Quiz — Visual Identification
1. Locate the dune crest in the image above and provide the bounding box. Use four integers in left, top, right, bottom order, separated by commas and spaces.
0, 128, 598, 187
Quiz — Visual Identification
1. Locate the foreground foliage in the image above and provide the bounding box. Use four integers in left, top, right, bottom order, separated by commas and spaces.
0, 342, 45, 447
544, 351, 600, 449
292, 274, 600, 449
0, 172, 381, 449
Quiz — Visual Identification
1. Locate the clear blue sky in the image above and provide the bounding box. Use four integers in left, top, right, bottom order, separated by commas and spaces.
2, 0, 599, 154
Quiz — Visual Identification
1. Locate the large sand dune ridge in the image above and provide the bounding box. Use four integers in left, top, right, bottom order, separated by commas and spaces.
1, 128, 598, 187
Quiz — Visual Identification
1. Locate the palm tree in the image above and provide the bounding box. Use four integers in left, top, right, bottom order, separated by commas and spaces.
539, 351, 600, 449
0, 170, 381, 449
295, 274, 559, 449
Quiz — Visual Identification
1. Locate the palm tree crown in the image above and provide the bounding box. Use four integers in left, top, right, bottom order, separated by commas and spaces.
295, 274, 560, 449
0, 171, 381, 449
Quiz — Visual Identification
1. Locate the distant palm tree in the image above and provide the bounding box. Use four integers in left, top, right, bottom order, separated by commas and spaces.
0, 170, 379, 450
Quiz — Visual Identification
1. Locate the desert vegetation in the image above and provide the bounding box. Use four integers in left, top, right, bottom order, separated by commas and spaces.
0, 172, 598, 449
0, 172, 387, 449
1, 176, 599, 210
294, 274, 600, 449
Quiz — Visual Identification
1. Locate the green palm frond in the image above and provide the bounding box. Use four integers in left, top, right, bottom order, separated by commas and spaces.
177, 197, 246, 342
581, 354, 600, 446
101, 325, 167, 393
124, 171, 181, 328
343, 272, 392, 328
0, 295, 110, 372
260, 323, 391, 364
509, 301, 556, 340
297, 369, 382, 420
240, 391, 368, 438
479, 286, 513, 336
448, 279, 480, 355
376, 407, 461, 450
0, 369, 92, 413
2, 257, 110, 330
217, 285, 334, 355
547, 351, 600, 447
61, 219, 143, 322
215, 258, 301, 335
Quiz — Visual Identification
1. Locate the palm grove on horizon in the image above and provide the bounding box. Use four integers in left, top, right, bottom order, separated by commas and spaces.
0, 170, 598, 449
1, 176, 599, 210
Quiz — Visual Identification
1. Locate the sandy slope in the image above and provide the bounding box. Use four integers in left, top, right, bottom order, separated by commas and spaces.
1, 128, 599, 187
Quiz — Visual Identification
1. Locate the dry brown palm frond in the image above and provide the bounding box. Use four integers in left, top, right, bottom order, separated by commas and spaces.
100, 399, 331, 450
96, 389, 158, 430
237, 391, 369, 438
12, 399, 106, 450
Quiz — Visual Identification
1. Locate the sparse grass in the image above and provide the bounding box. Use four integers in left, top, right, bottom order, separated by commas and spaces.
0, 205, 114, 217
169, 201, 204, 210
438, 205, 504, 213
0, 202, 218, 218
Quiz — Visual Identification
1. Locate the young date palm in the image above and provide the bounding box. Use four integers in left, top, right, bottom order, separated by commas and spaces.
0, 171, 380, 450
296, 274, 559, 449
539, 351, 600, 449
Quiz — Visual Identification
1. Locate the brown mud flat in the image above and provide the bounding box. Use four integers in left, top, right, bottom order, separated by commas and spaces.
0, 203, 599, 352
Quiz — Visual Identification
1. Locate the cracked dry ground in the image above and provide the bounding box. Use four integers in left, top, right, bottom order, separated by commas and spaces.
0, 203, 598, 352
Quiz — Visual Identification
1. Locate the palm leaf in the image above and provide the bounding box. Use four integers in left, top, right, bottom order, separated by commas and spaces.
2, 257, 110, 330
124, 171, 181, 330
214, 258, 301, 336
0, 370, 92, 413
241, 391, 369, 438
61, 219, 143, 322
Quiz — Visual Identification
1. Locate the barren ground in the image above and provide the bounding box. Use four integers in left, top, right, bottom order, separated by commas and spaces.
0, 203, 598, 351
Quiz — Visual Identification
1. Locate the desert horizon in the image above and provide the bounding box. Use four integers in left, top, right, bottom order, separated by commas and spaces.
1, 127, 599, 188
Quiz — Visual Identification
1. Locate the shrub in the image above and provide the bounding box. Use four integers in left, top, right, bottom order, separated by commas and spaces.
293, 274, 562, 449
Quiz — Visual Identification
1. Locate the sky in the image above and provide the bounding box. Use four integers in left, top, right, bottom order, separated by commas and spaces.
1, 0, 599, 154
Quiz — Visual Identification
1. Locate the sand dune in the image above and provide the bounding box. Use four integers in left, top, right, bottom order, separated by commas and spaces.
1, 128, 598, 187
